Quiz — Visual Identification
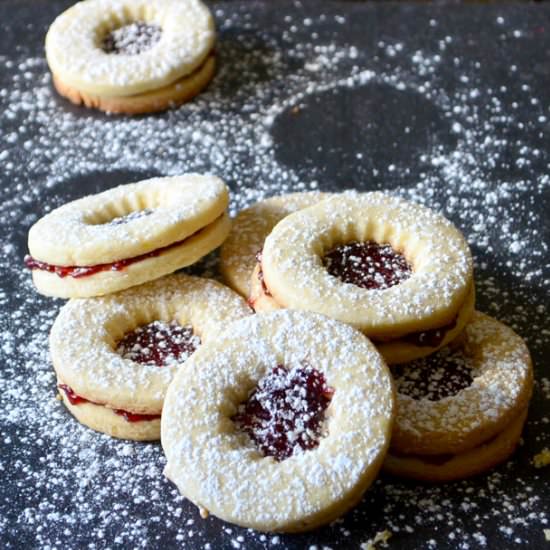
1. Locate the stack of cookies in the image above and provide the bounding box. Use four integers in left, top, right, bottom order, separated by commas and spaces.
26, 174, 252, 441
26, 181, 533, 533
218, 190, 533, 486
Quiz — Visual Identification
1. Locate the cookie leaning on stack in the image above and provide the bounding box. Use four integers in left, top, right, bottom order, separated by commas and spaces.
45, 0, 216, 114
25, 174, 230, 298
162, 310, 395, 532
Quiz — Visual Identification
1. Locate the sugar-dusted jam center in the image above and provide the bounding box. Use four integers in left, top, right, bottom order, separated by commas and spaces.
323, 241, 412, 290
393, 347, 475, 401
116, 321, 200, 367
102, 22, 162, 55
232, 365, 334, 461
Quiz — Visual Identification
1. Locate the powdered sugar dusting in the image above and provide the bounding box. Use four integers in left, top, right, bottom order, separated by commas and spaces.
1, 2, 549, 547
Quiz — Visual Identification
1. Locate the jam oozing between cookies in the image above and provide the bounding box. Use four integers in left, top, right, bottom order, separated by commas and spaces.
116, 321, 200, 367
102, 22, 162, 55
393, 347, 475, 401
323, 241, 412, 290
232, 365, 334, 461
23, 220, 209, 278
58, 384, 160, 423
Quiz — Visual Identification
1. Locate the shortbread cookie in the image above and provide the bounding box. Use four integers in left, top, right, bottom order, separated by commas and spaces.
220, 192, 328, 297
252, 192, 474, 363
389, 312, 533, 457
46, 0, 216, 114
162, 310, 394, 532
50, 274, 251, 441
25, 174, 230, 298
384, 407, 528, 482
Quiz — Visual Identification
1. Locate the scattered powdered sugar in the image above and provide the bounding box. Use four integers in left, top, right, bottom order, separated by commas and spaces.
1, 2, 549, 548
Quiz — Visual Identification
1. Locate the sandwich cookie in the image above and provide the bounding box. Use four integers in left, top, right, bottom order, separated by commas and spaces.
251, 192, 475, 364
25, 174, 230, 298
50, 274, 252, 441
46, 0, 216, 114
162, 310, 394, 532
384, 312, 533, 481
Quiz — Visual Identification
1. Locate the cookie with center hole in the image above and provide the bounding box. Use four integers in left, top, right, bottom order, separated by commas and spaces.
219, 192, 329, 298
162, 310, 395, 532
45, 0, 216, 114
50, 274, 252, 441
25, 174, 230, 298
383, 312, 533, 482
251, 192, 475, 364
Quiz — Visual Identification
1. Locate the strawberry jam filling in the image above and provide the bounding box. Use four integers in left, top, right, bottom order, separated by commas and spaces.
232, 365, 334, 461
58, 384, 160, 423
116, 321, 200, 367
102, 22, 162, 56
323, 241, 412, 290
393, 346, 475, 401
255, 250, 272, 297
23, 220, 212, 279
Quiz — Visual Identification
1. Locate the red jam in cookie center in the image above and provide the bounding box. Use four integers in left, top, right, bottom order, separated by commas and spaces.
102, 22, 162, 55
116, 321, 200, 367
323, 241, 411, 290
232, 365, 334, 461
393, 347, 475, 401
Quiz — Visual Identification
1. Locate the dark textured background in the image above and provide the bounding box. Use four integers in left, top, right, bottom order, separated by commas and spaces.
1, 1, 549, 549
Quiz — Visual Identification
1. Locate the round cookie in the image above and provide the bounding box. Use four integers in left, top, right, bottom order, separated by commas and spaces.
46, 0, 216, 114
25, 174, 230, 298
220, 192, 329, 297
384, 408, 528, 483
50, 274, 252, 441
253, 192, 474, 363
162, 310, 395, 532
389, 312, 533, 457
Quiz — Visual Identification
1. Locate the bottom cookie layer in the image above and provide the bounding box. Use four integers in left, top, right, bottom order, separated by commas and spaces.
59, 386, 161, 441
383, 408, 527, 482
52, 55, 216, 115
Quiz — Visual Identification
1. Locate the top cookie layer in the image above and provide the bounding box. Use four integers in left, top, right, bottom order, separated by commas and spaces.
220, 192, 328, 297
162, 309, 394, 532
28, 174, 228, 265
45, 0, 215, 97
261, 192, 473, 339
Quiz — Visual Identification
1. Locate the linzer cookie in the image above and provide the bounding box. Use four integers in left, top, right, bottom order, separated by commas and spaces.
45, 0, 216, 114
162, 310, 394, 532
50, 274, 251, 441
251, 192, 475, 364
384, 312, 533, 482
219, 192, 329, 297
25, 174, 230, 298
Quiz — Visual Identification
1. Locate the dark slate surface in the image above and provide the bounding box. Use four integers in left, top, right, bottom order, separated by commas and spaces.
1, 1, 549, 549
